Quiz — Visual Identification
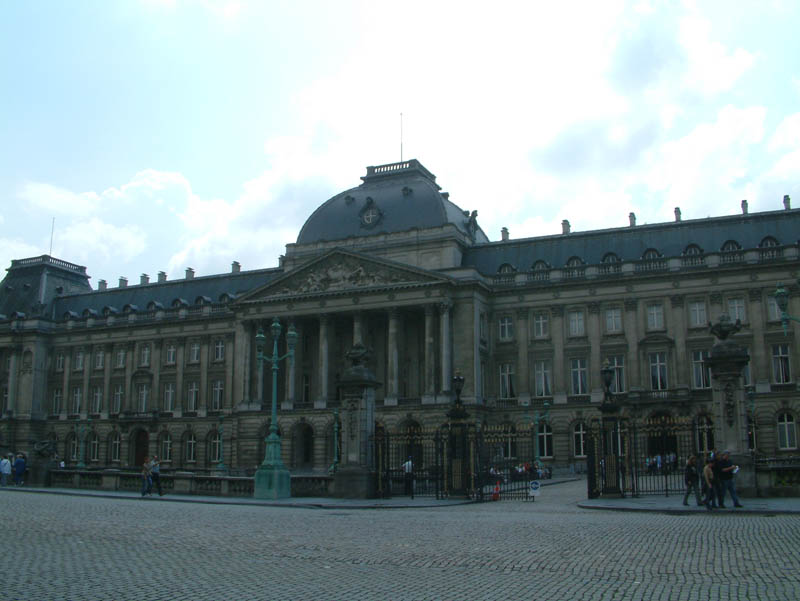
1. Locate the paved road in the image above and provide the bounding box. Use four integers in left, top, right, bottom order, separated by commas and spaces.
3, 480, 799, 600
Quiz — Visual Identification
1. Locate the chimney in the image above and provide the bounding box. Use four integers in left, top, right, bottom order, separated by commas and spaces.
784, 195, 791, 210
98, 279, 107, 291
158, 271, 167, 283
501, 227, 509, 242
118, 277, 128, 288
185, 268, 194, 280
741, 199, 748, 214
231, 261, 241, 273
674, 207, 682, 222
140, 273, 149, 285
629, 212, 636, 227
562, 219, 571, 234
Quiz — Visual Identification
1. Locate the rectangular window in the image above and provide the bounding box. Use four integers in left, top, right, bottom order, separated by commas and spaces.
606, 355, 625, 393
111, 435, 120, 462
499, 363, 515, 399
533, 313, 549, 338
112, 385, 123, 414
91, 386, 102, 413
90, 435, 99, 462
727, 298, 746, 322
187, 382, 199, 411
568, 311, 585, 337
570, 358, 588, 395
163, 382, 175, 412
94, 351, 104, 370
605, 308, 622, 333
212, 379, 224, 410
186, 436, 197, 463
137, 384, 149, 412
52, 388, 62, 415
161, 435, 172, 462
55, 353, 65, 371
72, 386, 82, 414
649, 352, 668, 390
773, 344, 792, 384
692, 350, 711, 389
165, 344, 177, 365
189, 343, 201, 363
533, 360, 552, 397
688, 301, 707, 328
115, 349, 126, 369
573, 423, 587, 458
74, 350, 84, 371
214, 340, 225, 362
647, 304, 664, 330
498, 316, 514, 341
139, 344, 150, 367
767, 296, 781, 321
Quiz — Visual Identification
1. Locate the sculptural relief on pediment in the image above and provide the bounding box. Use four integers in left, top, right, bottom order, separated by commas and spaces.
268, 256, 430, 297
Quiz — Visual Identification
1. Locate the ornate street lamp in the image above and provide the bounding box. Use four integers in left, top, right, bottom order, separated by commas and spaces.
447, 370, 468, 420
254, 317, 297, 499
774, 282, 800, 335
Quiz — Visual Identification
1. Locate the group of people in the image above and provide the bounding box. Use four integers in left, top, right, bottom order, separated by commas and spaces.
646, 452, 679, 473
683, 450, 743, 510
0, 454, 26, 487
488, 461, 551, 482
140, 455, 164, 498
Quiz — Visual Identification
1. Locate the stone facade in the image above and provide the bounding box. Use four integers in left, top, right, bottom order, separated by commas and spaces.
1, 160, 798, 480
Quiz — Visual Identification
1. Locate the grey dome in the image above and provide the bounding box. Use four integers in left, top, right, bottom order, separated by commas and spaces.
296, 159, 489, 245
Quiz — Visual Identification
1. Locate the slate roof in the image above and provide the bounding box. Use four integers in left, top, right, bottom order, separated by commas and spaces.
462, 209, 800, 274
296, 159, 490, 245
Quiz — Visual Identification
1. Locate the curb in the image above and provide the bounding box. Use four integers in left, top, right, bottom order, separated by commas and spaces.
577, 502, 800, 516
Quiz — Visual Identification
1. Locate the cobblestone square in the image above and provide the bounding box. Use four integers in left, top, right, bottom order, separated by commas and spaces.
4, 481, 799, 601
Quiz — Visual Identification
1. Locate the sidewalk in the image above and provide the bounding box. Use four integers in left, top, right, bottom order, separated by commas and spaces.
0, 476, 579, 509
579, 494, 800, 515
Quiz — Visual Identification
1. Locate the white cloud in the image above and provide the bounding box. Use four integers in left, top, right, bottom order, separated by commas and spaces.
20, 182, 101, 216
768, 113, 800, 152
56, 218, 148, 266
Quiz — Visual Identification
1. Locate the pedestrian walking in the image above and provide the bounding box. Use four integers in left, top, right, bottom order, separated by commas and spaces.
716, 450, 743, 508
140, 456, 153, 497
0, 455, 11, 486
13, 454, 26, 486
150, 455, 164, 496
701, 454, 717, 510
682, 455, 702, 506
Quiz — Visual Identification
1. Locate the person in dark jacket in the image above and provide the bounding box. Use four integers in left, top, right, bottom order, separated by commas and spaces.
13, 454, 26, 486
716, 450, 743, 508
682, 454, 702, 506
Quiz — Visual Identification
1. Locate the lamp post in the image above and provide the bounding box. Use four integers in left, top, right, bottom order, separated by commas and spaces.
599, 359, 623, 495
774, 281, 800, 335
253, 317, 297, 499
447, 370, 468, 420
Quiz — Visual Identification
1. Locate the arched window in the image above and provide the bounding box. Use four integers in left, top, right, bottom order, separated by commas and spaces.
530, 260, 550, 282
564, 257, 585, 279
185, 433, 197, 463
498, 263, 516, 274
602, 252, 620, 263
566, 256, 583, 267
89, 433, 100, 462
642, 248, 661, 260
573, 422, 587, 458
682, 244, 704, 266
600, 253, 621, 274
721, 240, 741, 252
777, 413, 797, 450
537, 422, 553, 458
160, 432, 173, 462
759, 236, 781, 260
109, 431, 121, 462
696, 416, 714, 454
721, 240, 743, 264
532, 260, 549, 271
209, 430, 222, 463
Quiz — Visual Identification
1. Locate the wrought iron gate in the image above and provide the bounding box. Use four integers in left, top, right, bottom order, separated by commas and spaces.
587, 415, 698, 498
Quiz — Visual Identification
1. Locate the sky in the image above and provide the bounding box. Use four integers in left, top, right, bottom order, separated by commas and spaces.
1, 0, 799, 287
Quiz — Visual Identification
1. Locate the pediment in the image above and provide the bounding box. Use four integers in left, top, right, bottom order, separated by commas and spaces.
639, 333, 675, 346
239, 250, 448, 301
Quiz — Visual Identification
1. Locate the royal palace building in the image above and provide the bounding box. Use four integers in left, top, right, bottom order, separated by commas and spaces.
1, 159, 799, 480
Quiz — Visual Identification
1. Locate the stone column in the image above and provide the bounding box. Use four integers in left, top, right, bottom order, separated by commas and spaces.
353, 312, 365, 345
152, 341, 162, 412
623, 298, 640, 389
123, 343, 133, 413
422, 305, 436, 404
516, 308, 530, 406
81, 349, 90, 418
175, 339, 185, 415
6, 346, 19, 416
102, 345, 112, 418
60, 350, 71, 418
587, 302, 602, 402
550, 306, 566, 404
670, 295, 688, 385
224, 333, 235, 411
385, 308, 399, 406
199, 336, 209, 415
747, 289, 770, 392
439, 301, 452, 400
283, 324, 295, 411
316, 315, 330, 409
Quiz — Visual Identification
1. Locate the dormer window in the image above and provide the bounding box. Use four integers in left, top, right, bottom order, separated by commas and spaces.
600, 253, 621, 274
759, 236, 781, 260
721, 240, 743, 264
682, 244, 704, 267
564, 257, 585, 279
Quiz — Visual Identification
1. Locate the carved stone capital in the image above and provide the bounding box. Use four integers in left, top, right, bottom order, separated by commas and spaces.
587, 302, 600, 314
550, 305, 564, 317
709, 292, 723, 305
624, 298, 638, 312
670, 294, 685, 308
516, 308, 529, 320
748, 288, 762, 302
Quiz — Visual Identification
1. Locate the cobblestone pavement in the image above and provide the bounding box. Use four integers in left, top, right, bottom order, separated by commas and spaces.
3, 481, 799, 601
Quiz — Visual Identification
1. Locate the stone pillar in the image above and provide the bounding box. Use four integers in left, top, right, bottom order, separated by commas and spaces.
587, 302, 602, 402
152, 341, 161, 412
333, 344, 381, 498
199, 337, 209, 415
224, 333, 235, 411
353, 312, 365, 345
550, 306, 566, 404
123, 343, 133, 413
516, 308, 530, 406
623, 298, 640, 389
316, 316, 330, 409
385, 308, 399, 406
283, 324, 296, 411
422, 305, 436, 404
747, 289, 770, 392
102, 345, 112, 418
439, 301, 452, 400
81, 349, 90, 418
60, 351, 71, 419
6, 347, 19, 415
175, 339, 185, 415
670, 295, 688, 385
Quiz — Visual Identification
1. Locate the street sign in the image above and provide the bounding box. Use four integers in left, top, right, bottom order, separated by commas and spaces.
529, 480, 541, 497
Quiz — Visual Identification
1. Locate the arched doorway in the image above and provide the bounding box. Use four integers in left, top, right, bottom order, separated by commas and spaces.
292, 422, 314, 470
134, 430, 149, 467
